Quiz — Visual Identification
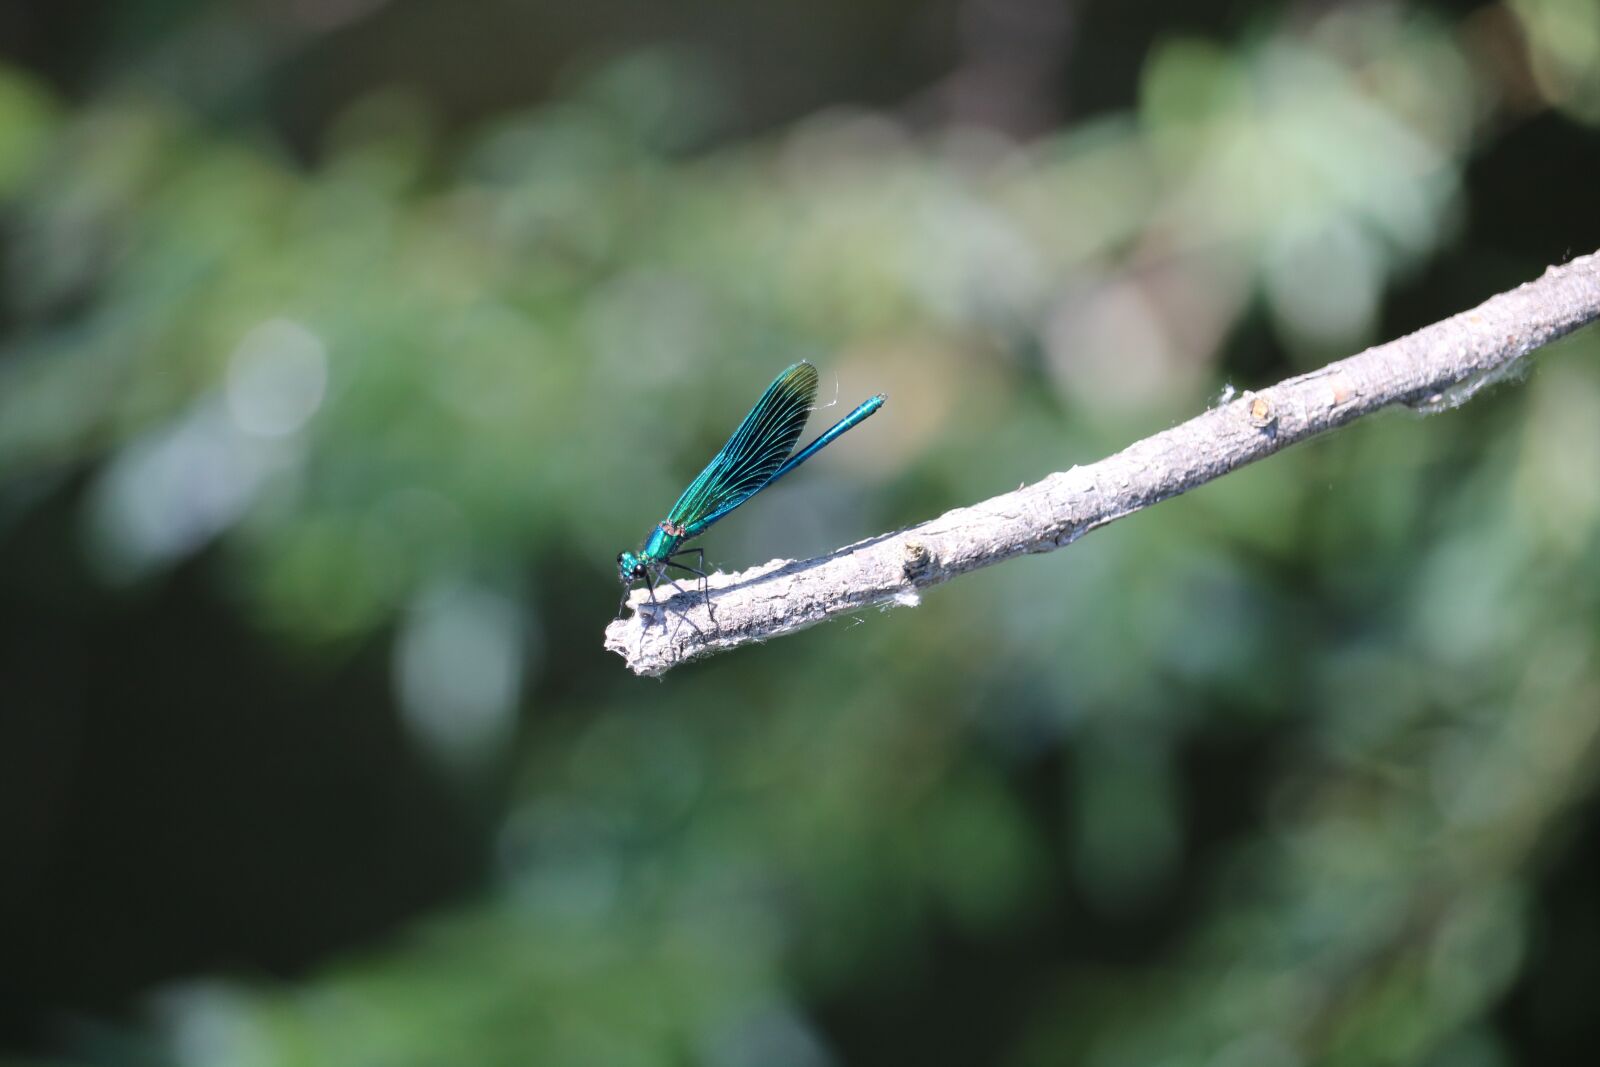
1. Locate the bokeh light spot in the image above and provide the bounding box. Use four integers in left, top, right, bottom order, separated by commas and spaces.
225, 318, 329, 438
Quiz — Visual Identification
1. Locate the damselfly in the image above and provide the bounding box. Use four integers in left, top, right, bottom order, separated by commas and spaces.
617, 362, 885, 617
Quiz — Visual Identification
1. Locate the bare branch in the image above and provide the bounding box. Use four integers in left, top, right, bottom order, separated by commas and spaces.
606, 251, 1600, 676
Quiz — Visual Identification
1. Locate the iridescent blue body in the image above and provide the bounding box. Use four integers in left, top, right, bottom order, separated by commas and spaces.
617, 362, 885, 616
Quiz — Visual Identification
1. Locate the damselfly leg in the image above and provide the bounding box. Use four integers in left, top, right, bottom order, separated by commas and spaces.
616, 565, 665, 621
667, 547, 707, 596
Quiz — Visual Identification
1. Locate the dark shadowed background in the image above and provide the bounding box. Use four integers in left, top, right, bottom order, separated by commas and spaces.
3, 1, 1600, 1064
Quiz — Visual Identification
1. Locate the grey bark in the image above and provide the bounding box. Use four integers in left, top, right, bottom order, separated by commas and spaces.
606, 251, 1600, 677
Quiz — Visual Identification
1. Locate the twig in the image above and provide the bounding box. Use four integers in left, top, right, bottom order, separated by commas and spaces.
606, 251, 1600, 676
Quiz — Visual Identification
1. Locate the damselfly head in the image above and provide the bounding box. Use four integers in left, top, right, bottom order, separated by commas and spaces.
617, 550, 644, 584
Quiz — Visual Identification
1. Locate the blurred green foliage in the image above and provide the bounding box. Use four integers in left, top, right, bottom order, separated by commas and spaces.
3, 2, 1600, 1066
